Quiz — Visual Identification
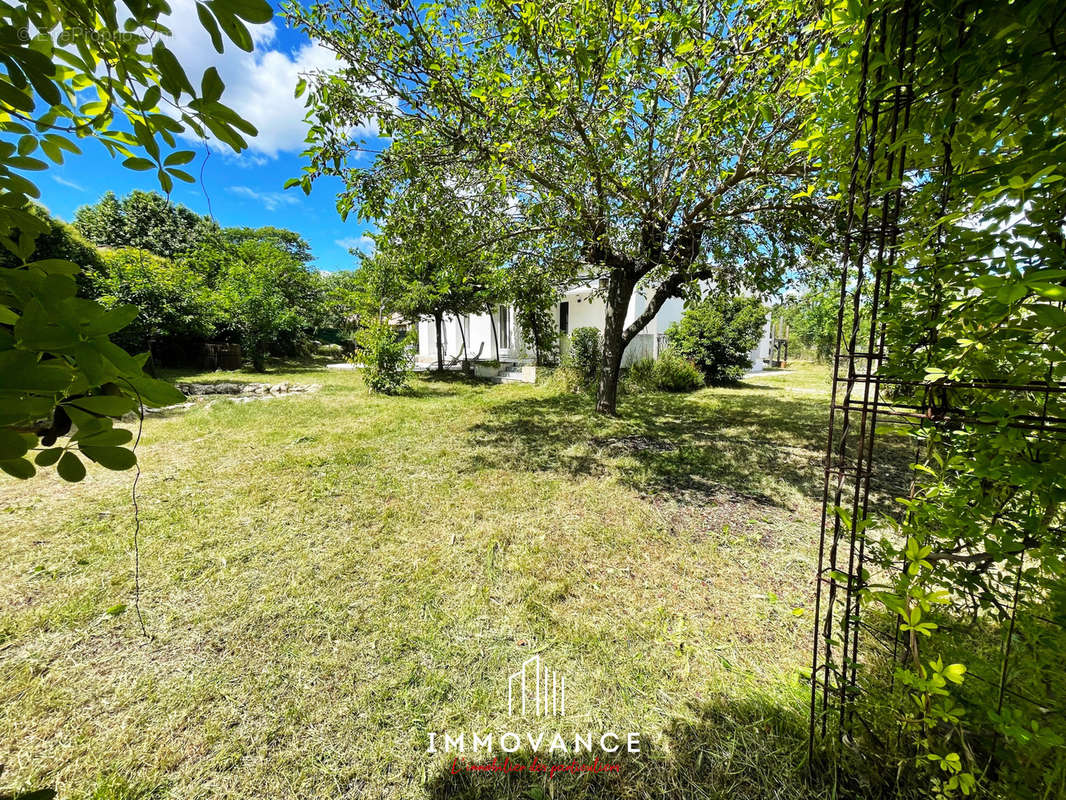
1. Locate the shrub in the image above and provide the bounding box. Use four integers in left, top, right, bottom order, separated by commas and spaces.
665, 295, 766, 383
623, 356, 657, 392
544, 365, 586, 394
317, 342, 344, 358
356, 321, 411, 394
651, 348, 703, 392
567, 326, 601, 383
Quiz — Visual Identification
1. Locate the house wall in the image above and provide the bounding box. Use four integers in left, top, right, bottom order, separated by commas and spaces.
413, 286, 774, 372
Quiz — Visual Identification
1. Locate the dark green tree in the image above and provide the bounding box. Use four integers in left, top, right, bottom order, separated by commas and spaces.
75, 190, 220, 259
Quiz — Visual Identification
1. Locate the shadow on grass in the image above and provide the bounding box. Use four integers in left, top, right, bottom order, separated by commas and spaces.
466, 386, 831, 507
424, 696, 836, 800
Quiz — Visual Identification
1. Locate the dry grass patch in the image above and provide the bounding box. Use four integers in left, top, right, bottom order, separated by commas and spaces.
1, 362, 835, 799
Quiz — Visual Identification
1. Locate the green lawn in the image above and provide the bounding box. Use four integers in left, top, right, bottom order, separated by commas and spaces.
1, 362, 836, 800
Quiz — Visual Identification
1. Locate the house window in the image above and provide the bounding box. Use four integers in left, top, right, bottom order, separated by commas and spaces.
559, 301, 569, 333
498, 305, 511, 349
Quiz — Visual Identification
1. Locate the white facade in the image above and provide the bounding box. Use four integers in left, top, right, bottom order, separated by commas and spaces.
415, 283, 773, 371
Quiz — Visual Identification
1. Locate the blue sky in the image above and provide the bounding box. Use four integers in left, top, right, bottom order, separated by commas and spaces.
35, 0, 380, 272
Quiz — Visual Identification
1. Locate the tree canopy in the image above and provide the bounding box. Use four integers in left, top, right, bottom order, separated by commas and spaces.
286, 0, 823, 413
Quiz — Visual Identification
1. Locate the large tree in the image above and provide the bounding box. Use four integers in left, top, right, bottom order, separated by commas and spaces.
287, 0, 818, 413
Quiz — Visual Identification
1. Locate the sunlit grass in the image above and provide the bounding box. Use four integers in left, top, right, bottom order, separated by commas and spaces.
1, 361, 836, 799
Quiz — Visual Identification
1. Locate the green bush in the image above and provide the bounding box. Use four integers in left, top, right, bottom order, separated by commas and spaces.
652, 349, 703, 392
317, 342, 344, 358
567, 326, 601, 383
623, 355, 657, 392
356, 322, 411, 394
665, 295, 766, 383
543, 365, 586, 394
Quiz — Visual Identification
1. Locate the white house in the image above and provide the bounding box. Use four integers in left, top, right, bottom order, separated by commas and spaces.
415, 282, 774, 373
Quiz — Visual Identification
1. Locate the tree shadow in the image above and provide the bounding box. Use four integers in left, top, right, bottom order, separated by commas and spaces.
467, 386, 831, 508
467, 382, 914, 512
423, 695, 839, 800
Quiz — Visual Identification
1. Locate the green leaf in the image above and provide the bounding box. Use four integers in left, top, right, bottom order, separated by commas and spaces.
0, 428, 35, 460
80, 445, 137, 470
68, 395, 137, 417
167, 168, 196, 183
215, 11, 254, 52
106, 604, 127, 616
57, 451, 86, 482
153, 42, 195, 97
35, 447, 63, 467
0, 350, 75, 392
196, 2, 225, 53
1031, 283, 1066, 301
122, 156, 156, 171
201, 67, 225, 102
943, 663, 967, 684
164, 150, 196, 166
78, 428, 133, 447
0, 457, 36, 479
220, 0, 274, 24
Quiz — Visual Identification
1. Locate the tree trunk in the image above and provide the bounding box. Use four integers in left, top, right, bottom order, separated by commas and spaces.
252, 340, 266, 372
596, 274, 635, 415
457, 315, 469, 371
434, 312, 444, 371
488, 304, 499, 361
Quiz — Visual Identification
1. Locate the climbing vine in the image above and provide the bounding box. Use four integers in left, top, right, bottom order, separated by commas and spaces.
804, 0, 1066, 796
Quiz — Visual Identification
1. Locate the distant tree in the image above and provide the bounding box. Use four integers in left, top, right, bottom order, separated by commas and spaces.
89, 248, 218, 355
368, 169, 507, 371
665, 295, 765, 383
223, 226, 313, 265
75, 190, 220, 259
776, 286, 840, 361
508, 256, 564, 366
215, 241, 320, 371
317, 269, 364, 334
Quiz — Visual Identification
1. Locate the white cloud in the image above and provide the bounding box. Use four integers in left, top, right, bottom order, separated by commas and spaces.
336, 234, 375, 255
227, 185, 300, 211
161, 0, 373, 157
52, 175, 85, 191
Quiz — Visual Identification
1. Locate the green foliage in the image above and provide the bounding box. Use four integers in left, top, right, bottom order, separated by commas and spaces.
356, 321, 411, 394
0, 0, 273, 480
624, 355, 657, 392
215, 241, 319, 371
566, 327, 601, 384
355, 167, 508, 370
624, 352, 704, 393
543, 364, 586, 394
654, 349, 704, 392
0, 203, 101, 273
801, 0, 1066, 794
89, 248, 217, 354
286, 0, 824, 413
776, 287, 840, 362
75, 191, 220, 259
666, 295, 765, 383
